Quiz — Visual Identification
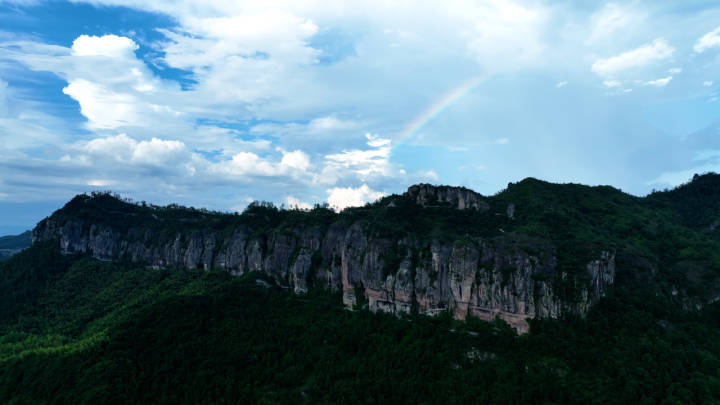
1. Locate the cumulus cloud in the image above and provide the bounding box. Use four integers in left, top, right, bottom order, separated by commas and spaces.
213, 152, 281, 177
591, 39, 674, 77
603, 80, 622, 88
280, 150, 311, 171
71, 34, 139, 58
326, 184, 385, 211
62, 80, 141, 129
211, 149, 313, 179
704, 81, 714, 87
80, 133, 189, 167
694, 26, 720, 53
58, 132, 322, 194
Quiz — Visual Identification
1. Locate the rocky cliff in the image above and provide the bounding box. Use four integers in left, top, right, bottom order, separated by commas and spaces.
32, 185, 616, 332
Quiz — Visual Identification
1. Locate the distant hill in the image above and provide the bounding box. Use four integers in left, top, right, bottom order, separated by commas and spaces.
0, 231, 30, 261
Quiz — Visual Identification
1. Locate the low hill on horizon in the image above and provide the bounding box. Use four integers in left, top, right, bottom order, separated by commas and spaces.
0, 231, 31, 261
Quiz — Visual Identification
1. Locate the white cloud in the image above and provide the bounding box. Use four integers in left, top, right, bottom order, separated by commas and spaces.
704, 81, 714, 87
71, 34, 139, 58
322, 133, 393, 182
5, 0, 720, 208
155, 12, 321, 106
365, 133, 391, 148
495, 137, 510, 145
83, 133, 136, 159
81, 133, 188, 166
132, 137, 186, 165
208, 147, 314, 180
284, 196, 312, 210
694, 26, 720, 53
62, 80, 140, 129
213, 152, 285, 177
326, 184, 385, 211
591, 39, 674, 77
644, 76, 672, 87
280, 150, 311, 171
0, 34, 185, 131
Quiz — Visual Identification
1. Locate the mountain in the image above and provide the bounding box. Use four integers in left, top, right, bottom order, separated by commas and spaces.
2, 175, 720, 403
0, 231, 31, 261
32, 183, 619, 332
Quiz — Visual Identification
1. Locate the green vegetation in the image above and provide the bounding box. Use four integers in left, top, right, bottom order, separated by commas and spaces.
1, 243, 720, 403
4, 174, 720, 403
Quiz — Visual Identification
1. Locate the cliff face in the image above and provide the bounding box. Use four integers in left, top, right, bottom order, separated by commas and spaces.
32, 186, 615, 332
404, 184, 490, 210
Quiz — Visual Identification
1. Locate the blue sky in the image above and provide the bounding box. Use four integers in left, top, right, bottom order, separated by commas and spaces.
0, 0, 719, 234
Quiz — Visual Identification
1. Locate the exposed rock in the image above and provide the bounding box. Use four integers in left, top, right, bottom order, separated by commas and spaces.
506, 203, 516, 219
404, 184, 490, 211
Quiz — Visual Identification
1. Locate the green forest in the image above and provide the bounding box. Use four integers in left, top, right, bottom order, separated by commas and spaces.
1, 244, 720, 404
3, 174, 720, 403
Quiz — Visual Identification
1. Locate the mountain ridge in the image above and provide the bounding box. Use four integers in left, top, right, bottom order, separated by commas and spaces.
31, 173, 720, 331
2, 174, 720, 402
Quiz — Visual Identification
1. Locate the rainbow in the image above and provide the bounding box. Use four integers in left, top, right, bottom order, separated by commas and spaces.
394, 74, 488, 149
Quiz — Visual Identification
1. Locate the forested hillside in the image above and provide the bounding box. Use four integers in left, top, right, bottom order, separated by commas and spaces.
3, 174, 720, 403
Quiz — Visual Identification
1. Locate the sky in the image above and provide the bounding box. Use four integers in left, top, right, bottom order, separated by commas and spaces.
0, 0, 719, 234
